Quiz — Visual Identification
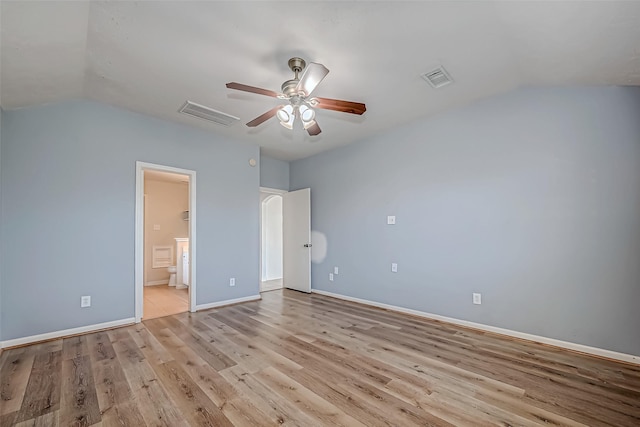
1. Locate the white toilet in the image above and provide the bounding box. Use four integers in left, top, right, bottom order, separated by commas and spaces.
168, 265, 177, 286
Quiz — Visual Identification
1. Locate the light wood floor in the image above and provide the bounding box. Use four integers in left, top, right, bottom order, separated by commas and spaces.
1, 290, 639, 426
143, 285, 189, 320
260, 278, 283, 292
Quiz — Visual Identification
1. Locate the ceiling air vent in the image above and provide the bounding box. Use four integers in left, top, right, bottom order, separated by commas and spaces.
421, 66, 453, 89
179, 101, 240, 126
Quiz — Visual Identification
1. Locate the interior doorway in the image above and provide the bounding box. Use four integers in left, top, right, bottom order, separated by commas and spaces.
135, 162, 197, 322
143, 170, 189, 318
260, 187, 286, 292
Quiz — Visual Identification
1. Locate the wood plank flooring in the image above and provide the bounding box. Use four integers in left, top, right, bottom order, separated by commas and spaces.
260, 279, 283, 293
143, 285, 189, 320
2, 289, 640, 426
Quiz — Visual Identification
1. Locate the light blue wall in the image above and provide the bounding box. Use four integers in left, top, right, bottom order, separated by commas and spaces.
260, 155, 289, 191
0, 108, 3, 341
290, 86, 640, 356
1, 100, 260, 341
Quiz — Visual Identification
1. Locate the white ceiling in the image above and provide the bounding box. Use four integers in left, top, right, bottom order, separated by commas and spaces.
2, 1, 639, 161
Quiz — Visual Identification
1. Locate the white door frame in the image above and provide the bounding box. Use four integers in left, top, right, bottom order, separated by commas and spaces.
259, 187, 287, 289
135, 161, 197, 322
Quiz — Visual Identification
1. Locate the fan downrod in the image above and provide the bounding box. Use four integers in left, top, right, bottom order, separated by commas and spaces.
282, 57, 307, 97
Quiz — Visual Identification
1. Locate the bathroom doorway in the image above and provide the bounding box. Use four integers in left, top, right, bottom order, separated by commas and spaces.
135, 162, 197, 322
260, 188, 286, 292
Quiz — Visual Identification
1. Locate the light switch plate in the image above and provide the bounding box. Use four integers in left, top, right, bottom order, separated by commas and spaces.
391, 263, 398, 273
153, 224, 161, 231
473, 293, 482, 305
81, 296, 91, 308
230, 278, 235, 287
329, 273, 334, 281
387, 216, 396, 225
334, 267, 339, 275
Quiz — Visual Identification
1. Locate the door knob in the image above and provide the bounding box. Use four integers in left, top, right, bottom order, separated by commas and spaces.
304, 243, 312, 248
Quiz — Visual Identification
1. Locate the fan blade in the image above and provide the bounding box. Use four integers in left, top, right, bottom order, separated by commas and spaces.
246, 106, 281, 127
306, 121, 321, 136
315, 97, 366, 115
226, 82, 279, 98
295, 63, 329, 97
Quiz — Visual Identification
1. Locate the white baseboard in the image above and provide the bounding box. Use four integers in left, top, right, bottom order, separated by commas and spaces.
145, 280, 169, 286
195, 294, 261, 311
0, 317, 136, 349
311, 289, 640, 365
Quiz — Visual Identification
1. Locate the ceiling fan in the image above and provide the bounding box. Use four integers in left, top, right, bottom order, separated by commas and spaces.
226, 57, 366, 136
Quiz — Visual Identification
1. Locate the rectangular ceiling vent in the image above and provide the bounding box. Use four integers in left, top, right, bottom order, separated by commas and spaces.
421, 66, 453, 89
179, 101, 240, 126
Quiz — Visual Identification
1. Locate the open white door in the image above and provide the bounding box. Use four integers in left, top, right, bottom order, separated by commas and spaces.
283, 188, 311, 293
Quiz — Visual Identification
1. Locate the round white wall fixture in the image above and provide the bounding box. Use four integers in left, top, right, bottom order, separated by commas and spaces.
249, 158, 257, 167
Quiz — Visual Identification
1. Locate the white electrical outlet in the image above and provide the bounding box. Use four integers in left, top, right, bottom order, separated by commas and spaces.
334, 267, 339, 275
153, 224, 161, 231
230, 278, 235, 287
387, 215, 396, 225
473, 293, 482, 305
81, 296, 91, 308
329, 273, 334, 281
391, 263, 398, 273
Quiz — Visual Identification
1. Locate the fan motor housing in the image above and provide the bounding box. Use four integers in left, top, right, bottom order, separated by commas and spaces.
281, 79, 300, 97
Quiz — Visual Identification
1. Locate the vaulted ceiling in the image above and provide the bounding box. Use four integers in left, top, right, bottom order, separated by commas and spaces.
2, 1, 639, 160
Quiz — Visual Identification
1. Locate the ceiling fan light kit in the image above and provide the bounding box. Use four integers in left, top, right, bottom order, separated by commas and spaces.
226, 57, 366, 137
277, 104, 295, 129
299, 104, 314, 121
276, 104, 292, 122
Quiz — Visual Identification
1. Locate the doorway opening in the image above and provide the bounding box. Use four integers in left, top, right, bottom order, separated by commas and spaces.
260, 188, 286, 292
135, 162, 197, 322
